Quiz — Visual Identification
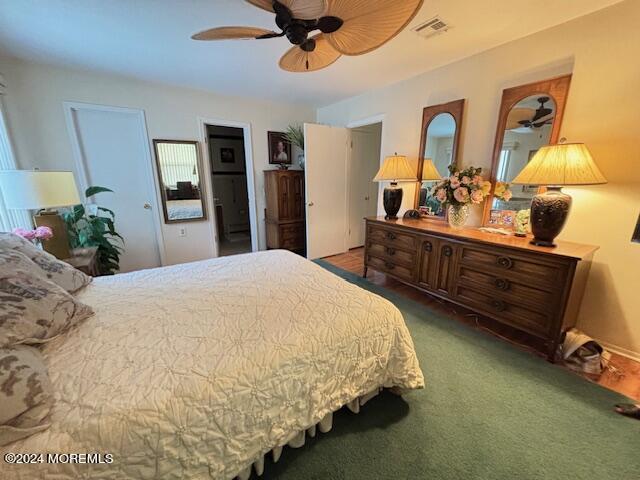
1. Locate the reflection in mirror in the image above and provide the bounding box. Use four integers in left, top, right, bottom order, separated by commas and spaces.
419, 112, 456, 217
489, 95, 556, 224
153, 140, 206, 223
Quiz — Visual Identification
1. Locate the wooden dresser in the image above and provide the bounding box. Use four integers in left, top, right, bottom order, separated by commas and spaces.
265, 170, 306, 253
364, 217, 598, 361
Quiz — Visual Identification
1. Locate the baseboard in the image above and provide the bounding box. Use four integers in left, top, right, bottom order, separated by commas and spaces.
597, 339, 640, 363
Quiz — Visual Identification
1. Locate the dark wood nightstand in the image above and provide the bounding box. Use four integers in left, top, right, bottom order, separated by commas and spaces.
63, 247, 99, 276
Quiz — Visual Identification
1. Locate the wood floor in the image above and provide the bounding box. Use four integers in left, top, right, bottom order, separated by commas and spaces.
324, 247, 640, 402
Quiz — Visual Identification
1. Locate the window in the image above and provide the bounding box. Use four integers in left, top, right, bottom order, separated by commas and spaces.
497, 149, 511, 182
0, 97, 31, 231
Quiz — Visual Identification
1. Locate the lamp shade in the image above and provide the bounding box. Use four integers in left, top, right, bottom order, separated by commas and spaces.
0, 170, 81, 209
373, 155, 417, 183
512, 143, 607, 186
421, 158, 442, 181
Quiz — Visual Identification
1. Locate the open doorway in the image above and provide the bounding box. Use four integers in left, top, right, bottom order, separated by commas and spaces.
206, 124, 253, 257
347, 122, 382, 249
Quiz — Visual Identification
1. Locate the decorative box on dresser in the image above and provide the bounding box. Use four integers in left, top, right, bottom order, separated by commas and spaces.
364, 217, 599, 361
264, 170, 306, 254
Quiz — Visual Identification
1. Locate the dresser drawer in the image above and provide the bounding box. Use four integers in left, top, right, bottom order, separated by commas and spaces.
454, 284, 552, 337
458, 245, 564, 288
368, 224, 417, 251
367, 255, 414, 282
279, 223, 305, 250
457, 265, 557, 313
368, 242, 416, 267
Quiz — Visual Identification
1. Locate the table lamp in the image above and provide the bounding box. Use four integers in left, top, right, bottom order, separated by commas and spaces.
511, 141, 607, 247
421, 158, 442, 182
373, 154, 417, 220
0, 170, 81, 258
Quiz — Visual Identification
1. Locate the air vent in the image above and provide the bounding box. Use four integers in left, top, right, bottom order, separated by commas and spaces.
413, 15, 450, 39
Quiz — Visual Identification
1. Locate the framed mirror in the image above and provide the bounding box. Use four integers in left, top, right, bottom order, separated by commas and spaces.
483, 75, 572, 227
153, 139, 207, 224
415, 99, 465, 219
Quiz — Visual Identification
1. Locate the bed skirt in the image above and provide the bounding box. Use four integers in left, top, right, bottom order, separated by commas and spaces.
235, 387, 383, 480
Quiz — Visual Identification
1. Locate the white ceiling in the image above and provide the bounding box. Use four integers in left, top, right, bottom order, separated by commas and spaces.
0, 0, 623, 107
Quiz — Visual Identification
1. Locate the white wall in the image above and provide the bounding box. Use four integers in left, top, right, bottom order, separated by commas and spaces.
0, 57, 315, 265
318, 0, 640, 358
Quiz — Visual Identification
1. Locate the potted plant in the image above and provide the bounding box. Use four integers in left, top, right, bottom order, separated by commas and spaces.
284, 124, 305, 169
430, 165, 494, 228
63, 186, 124, 275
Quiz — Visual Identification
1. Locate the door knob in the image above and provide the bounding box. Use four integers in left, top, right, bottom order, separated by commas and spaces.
364, 196, 370, 201
308, 202, 315, 207
143, 203, 152, 210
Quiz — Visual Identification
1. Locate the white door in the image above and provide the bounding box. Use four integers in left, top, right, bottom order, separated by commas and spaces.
304, 123, 350, 260
66, 105, 162, 272
348, 125, 382, 249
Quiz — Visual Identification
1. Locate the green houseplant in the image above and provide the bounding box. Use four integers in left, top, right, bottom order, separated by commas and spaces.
284, 124, 305, 169
63, 186, 124, 275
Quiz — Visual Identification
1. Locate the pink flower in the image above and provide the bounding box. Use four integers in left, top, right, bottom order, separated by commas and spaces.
435, 189, 447, 203
12, 227, 37, 240
453, 187, 469, 203
472, 175, 482, 185
449, 176, 461, 189
461, 176, 471, 185
34, 226, 54, 240
470, 189, 484, 204
502, 189, 513, 201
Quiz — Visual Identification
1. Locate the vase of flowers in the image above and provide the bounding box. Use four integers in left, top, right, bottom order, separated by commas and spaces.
12, 226, 54, 246
431, 165, 492, 229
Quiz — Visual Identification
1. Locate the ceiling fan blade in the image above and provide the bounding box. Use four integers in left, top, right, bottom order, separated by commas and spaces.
506, 107, 536, 130
279, 33, 341, 72
245, 0, 328, 20
191, 26, 277, 41
324, 0, 423, 55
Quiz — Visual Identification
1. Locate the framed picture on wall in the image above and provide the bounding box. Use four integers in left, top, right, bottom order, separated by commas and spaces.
268, 131, 292, 167
220, 147, 235, 164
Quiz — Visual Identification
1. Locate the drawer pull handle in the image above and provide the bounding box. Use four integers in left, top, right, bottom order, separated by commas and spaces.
424, 241, 433, 252
490, 299, 506, 312
494, 278, 511, 291
384, 261, 396, 270
386, 232, 396, 240
443, 246, 453, 257
386, 247, 396, 256
496, 256, 513, 269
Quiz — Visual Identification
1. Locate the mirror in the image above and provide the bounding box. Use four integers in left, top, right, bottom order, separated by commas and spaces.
153, 140, 207, 223
416, 99, 465, 219
483, 75, 572, 226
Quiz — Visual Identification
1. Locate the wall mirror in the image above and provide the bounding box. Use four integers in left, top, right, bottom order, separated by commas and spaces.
415, 99, 465, 219
483, 75, 572, 226
153, 139, 207, 224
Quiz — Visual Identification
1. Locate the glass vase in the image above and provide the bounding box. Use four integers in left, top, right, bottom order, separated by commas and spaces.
447, 204, 470, 229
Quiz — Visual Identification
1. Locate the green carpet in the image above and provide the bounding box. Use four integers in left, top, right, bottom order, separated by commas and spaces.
261, 260, 639, 480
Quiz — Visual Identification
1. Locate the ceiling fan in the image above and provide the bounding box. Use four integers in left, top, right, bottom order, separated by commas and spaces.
517, 96, 555, 129
191, 0, 424, 72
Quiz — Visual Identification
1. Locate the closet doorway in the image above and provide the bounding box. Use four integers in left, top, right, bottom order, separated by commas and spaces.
202, 121, 257, 257
347, 122, 382, 249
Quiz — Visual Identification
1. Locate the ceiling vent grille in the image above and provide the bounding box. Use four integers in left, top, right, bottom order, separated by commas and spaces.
412, 15, 450, 39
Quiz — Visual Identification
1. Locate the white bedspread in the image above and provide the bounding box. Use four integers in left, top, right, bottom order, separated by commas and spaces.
1, 250, 424, 479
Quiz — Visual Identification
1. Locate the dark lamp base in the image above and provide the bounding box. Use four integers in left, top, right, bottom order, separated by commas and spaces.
383, 183, 403, 220
529, 186, 572, 248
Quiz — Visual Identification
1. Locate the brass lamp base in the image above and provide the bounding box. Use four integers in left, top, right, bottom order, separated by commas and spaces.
33, 211, 71, 259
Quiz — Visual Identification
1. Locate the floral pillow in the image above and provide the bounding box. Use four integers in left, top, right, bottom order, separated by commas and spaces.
0, 232, 92, 293
0, 267, 94, 348
0, 345, 54, 446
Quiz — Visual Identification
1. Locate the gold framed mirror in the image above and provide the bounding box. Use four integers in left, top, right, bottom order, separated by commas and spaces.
153, 139, 207, 224
482, 75, 572, 227
415, 99, 465, 220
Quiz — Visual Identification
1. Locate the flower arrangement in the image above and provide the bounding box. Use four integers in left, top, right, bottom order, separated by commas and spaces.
494, 181, 513, 201
13, 226, 53, 245
431, 165, 492, 208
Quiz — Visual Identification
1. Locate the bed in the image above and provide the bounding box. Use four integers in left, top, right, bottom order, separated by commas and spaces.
1, 250, 424, 479
166, 199, 203, 220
